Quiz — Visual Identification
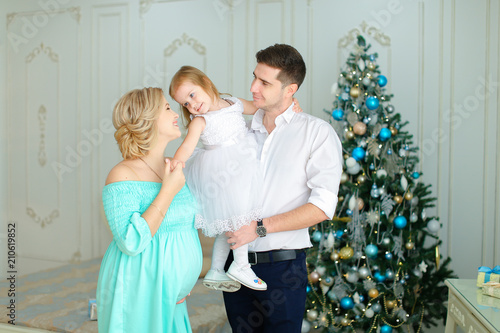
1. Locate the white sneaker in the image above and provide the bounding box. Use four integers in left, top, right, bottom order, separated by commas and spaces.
203, 269, 241, 292
226, 262, 267, 291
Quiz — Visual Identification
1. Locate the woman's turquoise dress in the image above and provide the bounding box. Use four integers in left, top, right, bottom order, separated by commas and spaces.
97, 182, 202, 333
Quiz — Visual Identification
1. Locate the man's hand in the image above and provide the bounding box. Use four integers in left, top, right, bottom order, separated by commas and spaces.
226, 220, 258, 249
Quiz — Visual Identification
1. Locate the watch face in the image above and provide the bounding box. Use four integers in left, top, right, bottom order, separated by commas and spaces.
256, 226, 266, 237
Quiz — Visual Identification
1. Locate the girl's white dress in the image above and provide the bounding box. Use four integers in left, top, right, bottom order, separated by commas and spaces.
185, 97, 263, 237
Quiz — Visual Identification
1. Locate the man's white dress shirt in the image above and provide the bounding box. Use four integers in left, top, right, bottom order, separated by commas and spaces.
248, 103, 343, 252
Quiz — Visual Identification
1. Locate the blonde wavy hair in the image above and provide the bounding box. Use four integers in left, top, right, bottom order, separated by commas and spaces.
112, 87, 164, 159
169, 66, 221, 126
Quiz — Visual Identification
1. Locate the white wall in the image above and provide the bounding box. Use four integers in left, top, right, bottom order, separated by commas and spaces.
1, 0, 499, 284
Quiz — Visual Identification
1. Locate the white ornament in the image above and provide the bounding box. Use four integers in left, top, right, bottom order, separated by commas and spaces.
427, 220, 440, 233
358, 59, 365, 71
326, 232, 335, 249
301, 319, 311, 333
353, 292, 360, 304
400, 176, 408, 191
345, 157, 357, 168
376, 169, 387, 178
316, 266, 326, 276
365, 308, 375, 318
419, 261, 428, 273
358, 267, 370, 279
331, 82, 339, 95
348, 195, 357, 210
347, 163, 361, 175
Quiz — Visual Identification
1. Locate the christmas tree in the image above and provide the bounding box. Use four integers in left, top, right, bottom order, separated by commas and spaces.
303, 36, 456, 333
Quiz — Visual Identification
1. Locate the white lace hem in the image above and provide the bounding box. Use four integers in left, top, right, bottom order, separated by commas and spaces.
195, 208, 263, 238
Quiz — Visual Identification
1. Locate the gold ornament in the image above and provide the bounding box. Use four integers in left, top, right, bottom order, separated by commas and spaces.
357, 198, 365, 210
405, 242, 415, 250
306, 309, 318, 321
367, 62, 376, 70
435, 246, 440, 269
338, 196, 344, 202
404, 192, 414, 201
390, 126, 398, 135
340, 172, 349, 184
368, 288, 379, 298
350, 86, 361, 98
309, 271, 320, 283
341, 317, 350, 326
339, 246, 354, 260
386, 300, 396, 309
394, 195, 403, 204
357, 174, 366, 184
353, 121, 367, 135
346, 131, 355, 140
330, 251, 340, 261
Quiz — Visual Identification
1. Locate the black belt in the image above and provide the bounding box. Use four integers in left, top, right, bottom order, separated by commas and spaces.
248, 249, 305, 265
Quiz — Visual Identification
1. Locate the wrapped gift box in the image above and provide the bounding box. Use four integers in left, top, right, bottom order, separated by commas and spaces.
476, 266, 500, 287
481, 281, 500, 301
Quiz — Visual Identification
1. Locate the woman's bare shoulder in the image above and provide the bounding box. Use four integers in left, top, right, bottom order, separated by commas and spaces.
105, 160, 142, 185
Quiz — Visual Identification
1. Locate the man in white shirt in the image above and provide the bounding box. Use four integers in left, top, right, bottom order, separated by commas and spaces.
223, 44, 343, 332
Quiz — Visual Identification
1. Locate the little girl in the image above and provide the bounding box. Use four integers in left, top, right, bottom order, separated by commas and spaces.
169, 66, 266, 291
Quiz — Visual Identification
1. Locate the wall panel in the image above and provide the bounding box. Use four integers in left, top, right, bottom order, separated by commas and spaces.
7, 7, 81, 274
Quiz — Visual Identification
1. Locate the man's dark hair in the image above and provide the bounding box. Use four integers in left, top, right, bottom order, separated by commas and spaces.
256, 44, 306, 89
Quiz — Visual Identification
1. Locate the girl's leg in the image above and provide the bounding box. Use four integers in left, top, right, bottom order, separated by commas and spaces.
210, 234, 231, 271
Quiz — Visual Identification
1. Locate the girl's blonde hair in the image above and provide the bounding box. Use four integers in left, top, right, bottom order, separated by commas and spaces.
169, 66, 220, 126
112, 87, 164, 159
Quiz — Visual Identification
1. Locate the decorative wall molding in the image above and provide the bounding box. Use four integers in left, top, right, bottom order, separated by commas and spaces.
338, 21, 391, 49
26, 43, 59, 63
164, 33, 206, 57
26, 207, 60, 228
38, 105, 47, 166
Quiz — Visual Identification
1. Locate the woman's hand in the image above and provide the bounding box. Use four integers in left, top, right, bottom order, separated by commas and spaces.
176, 292, 191, 304
162, 159, 185, 193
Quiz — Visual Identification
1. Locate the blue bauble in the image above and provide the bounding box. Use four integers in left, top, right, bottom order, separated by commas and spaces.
385, 252, 393, 260
365, 244, 378, 258
352, 147, 366, 161
306, 285, 311, 293
332, 108, 344, 121
394, 216, 408, 229
380, 325, 393, 333
370, 54, 376, 61
366, 96, 380, 110
340, 296, 354, 310
312, 230, 323, 242
379, 128, 392, 141
377, 75, 388, 87
346, 209, 353, 216
411, 172, 420, 179
335, 230, 344, 239
374, 271, 386, 282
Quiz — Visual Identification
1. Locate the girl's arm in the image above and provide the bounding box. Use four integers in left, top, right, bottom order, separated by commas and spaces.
239, 98, 258, 115
173, 116, 206, 164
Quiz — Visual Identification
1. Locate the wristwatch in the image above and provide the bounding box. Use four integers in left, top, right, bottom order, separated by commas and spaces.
256, 219, 267, 237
